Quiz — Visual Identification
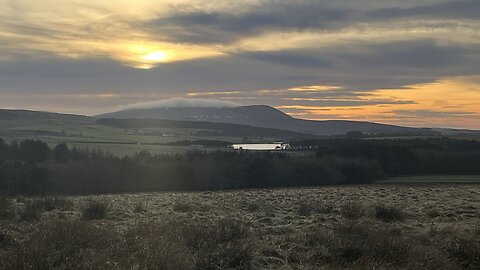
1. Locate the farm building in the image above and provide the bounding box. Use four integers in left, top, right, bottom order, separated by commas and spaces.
231, 142, 291, 151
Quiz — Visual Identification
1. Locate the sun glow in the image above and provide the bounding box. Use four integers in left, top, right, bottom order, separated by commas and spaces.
143, 51, 168, 62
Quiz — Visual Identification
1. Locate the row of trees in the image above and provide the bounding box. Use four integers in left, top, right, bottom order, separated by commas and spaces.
2, 137, 480, 195
0, 138, 70, 163
0, 139, 385, 195
307, 138, 480, 175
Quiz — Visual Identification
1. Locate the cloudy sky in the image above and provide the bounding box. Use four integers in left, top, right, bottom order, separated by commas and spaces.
1, 0, 479, 128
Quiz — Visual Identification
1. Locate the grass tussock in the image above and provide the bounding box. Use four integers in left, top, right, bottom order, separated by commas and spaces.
297, 201, 315, 216
186, 218, 255, 269
132, 202, 146, 213
340, 201, 365, 219
31, 197, 73, 212
375, 204, 405, 222
19, 201, 42, 221
0, 197, 15, 220
81, 201, 108, 220
0, 231, 13, 249
297, 200, 335, 216
447, 235, 480, 269
173, 200, 194, 213
18, 197, 74, 221
244, 201, 261, 212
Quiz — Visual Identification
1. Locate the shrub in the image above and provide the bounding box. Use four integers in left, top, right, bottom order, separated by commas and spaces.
81, 201, 108, 220
375, 204, 405, 222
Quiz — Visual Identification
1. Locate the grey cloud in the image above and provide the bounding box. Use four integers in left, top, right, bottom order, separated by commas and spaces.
123, 98, 239, 110
147, 2, 353, 44
237, 50, 331, 68
147, 0, 480, 44
370, 0, 480, 21
1, 39, 478, 97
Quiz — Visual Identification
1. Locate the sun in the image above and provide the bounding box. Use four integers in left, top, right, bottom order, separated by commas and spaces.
142, 51, 168, 62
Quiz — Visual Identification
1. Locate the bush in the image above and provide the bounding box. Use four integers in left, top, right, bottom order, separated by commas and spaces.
81, 201, 108, 220
375, 204, 405, 222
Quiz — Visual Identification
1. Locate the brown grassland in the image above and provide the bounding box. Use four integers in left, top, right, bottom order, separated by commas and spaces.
1, 184, 479, 269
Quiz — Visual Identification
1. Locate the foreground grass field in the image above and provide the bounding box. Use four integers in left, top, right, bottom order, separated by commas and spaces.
1, 184, 479, 269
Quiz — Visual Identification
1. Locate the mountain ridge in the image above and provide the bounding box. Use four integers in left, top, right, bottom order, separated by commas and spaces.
97, 105, 440, 136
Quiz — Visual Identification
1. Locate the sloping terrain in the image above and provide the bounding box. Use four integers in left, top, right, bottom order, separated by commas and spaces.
0, 109, 313, 155
98, 105, 440, 136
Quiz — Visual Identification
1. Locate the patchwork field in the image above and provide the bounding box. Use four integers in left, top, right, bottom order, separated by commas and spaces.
1, 184, 479, 269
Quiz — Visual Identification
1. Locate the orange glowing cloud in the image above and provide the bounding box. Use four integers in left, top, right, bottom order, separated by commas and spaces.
277, 77, 480, 129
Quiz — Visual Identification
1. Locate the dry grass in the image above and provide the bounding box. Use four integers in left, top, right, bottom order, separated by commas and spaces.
1, 184, 480, 269
0, 197, 15, 220
81, 200, 108, 220
340, 201, 365, 219
0, 218, 254, 270
173, 200, 194, 213
375, 204, 405, 222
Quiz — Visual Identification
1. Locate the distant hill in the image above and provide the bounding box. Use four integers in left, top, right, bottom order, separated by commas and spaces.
0, 109, 91, 122
0, 109, 313, 141
98, 105, 440, 136
96, 118, 313, 139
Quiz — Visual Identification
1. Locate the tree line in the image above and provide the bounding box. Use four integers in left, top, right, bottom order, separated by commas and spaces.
1, 137, 480, 196
293, 138, 480, 175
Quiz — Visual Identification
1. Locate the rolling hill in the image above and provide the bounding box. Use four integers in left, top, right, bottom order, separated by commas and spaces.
98, 105, 440, 136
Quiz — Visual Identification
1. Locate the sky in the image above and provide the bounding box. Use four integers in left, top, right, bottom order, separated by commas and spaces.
0, 0, 479, 129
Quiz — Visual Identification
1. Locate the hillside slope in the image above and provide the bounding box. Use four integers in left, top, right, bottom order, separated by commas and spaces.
98, 105, 437, 136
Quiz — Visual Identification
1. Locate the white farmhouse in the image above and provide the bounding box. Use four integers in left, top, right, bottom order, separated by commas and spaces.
231, 142, 291, 151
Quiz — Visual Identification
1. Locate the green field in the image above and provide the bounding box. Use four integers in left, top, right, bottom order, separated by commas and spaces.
0, 117, 293, 155
379, 175, 480, 184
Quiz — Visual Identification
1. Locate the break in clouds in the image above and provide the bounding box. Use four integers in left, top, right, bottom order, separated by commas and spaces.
0, 0, 479, 128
